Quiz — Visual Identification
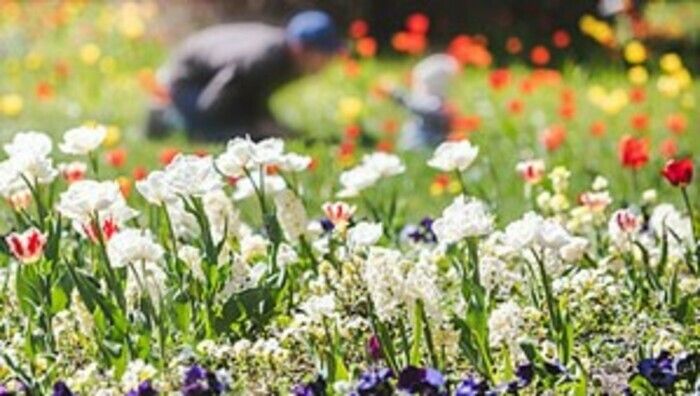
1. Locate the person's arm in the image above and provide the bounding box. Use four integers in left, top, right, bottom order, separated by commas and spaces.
196, 64, 237, 111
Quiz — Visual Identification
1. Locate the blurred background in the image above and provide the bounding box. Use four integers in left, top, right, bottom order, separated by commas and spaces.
1, 0, 699, 219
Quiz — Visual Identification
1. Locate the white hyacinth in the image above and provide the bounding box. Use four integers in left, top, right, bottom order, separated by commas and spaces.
432, 195, 493, 244
274, 189, 308, 241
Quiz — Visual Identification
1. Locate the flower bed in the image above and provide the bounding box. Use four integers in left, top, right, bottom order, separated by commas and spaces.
0, 129, 698, 395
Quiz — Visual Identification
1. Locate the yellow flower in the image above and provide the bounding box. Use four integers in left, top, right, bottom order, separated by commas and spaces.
337, 97, 363, 124
119, 16, 145, 39
673, 68, 691, 90
103, 125, 121, 147
429, 183, 444, 197
660, 53, 682, 74
623, 40, 646, 64
1, 94, 23, 117
657, 75, 681, 98
24, 51, 44, 70
80, 43, 101, 65
627, 66, 648, 85
448, 180, 461, 194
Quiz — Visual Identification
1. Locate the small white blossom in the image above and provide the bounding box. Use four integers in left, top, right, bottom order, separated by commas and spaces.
427, 140, 479, 172
59, 125, 107, 155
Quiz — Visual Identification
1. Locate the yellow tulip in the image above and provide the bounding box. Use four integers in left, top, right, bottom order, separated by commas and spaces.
657, 75, 681, 98
80, 43, 102, 65
627, 66, 648, 85
447, 180, 462, 194
623, 40, 646, 64
103, 125, 122, 147
119, 16, 145, 39
24, 51, 44, 70
673, 68, 691, 90
1, 94, 24, 117
337, 97, 363, 124
660, 53, 682, 74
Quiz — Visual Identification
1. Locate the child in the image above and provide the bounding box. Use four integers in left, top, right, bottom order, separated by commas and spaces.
389, 53, 459, 150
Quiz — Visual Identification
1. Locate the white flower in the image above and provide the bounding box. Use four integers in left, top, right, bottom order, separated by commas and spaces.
278, 153, 312, 172
515, 159, 545, 184
580, 191, 612, 212
592, 175, 609, 191
649, 203, 692, 244
4, 153, 58, 186
107, 229, 164, 268
121, 360, 157, 391
215, 137, 256, 178
337, 165, 380, 198
59, 125, 107, 155
136, 170, 176, 204
362, 247, 405, 321
274, 189, 308, 241
347, 222, 383, 248
559, 237, 589, 262
178, 245, 204, 281
166, 200, 200, 239
165, 154, 223, 197
642, 189, 657, 205
240, 234, 269, 262
125, 260, 167, 308
432, 195, 493, 244
361, 152, 405, 177
0, 160, 25, 197
502, 212, 543, 251
203, 189, 242, 242
277, 243, 299, 267
488, 300, 523, 348
250, 138, 285, 166
427, 140, 479, 172
608, 209, 641, 238
232, 174, 286, 201
4, 131, 52, 158
215, 137, 292, 178
536, 219, 571, 249
56, 180, 133, 223
299, 293, 336, 323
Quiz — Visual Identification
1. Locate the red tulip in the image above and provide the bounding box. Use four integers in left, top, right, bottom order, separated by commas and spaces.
540, 125, 566, 151
589, 120, 606, 137
348, 19, 369, 39
505, 36, 522, 54
356, 37, 377, 58
406, 13, 429, 34
666, 113, 687, 135
159, 147, 179, 166
530, 45, 550, 66
618, 135, 649, 169
630, 113, 649, 132
105, 148, 127, 168
552, 29, 571, 48
489, 68, 511, 90
662, 158, 693, 187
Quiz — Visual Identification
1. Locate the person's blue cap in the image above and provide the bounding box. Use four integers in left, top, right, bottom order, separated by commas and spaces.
286, 10, 342, 53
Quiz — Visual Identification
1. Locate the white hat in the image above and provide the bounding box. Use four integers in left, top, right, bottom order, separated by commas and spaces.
412, 53, 459, 96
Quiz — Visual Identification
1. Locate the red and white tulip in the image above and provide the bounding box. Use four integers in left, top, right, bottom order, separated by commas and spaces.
5, 227, 46, 264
